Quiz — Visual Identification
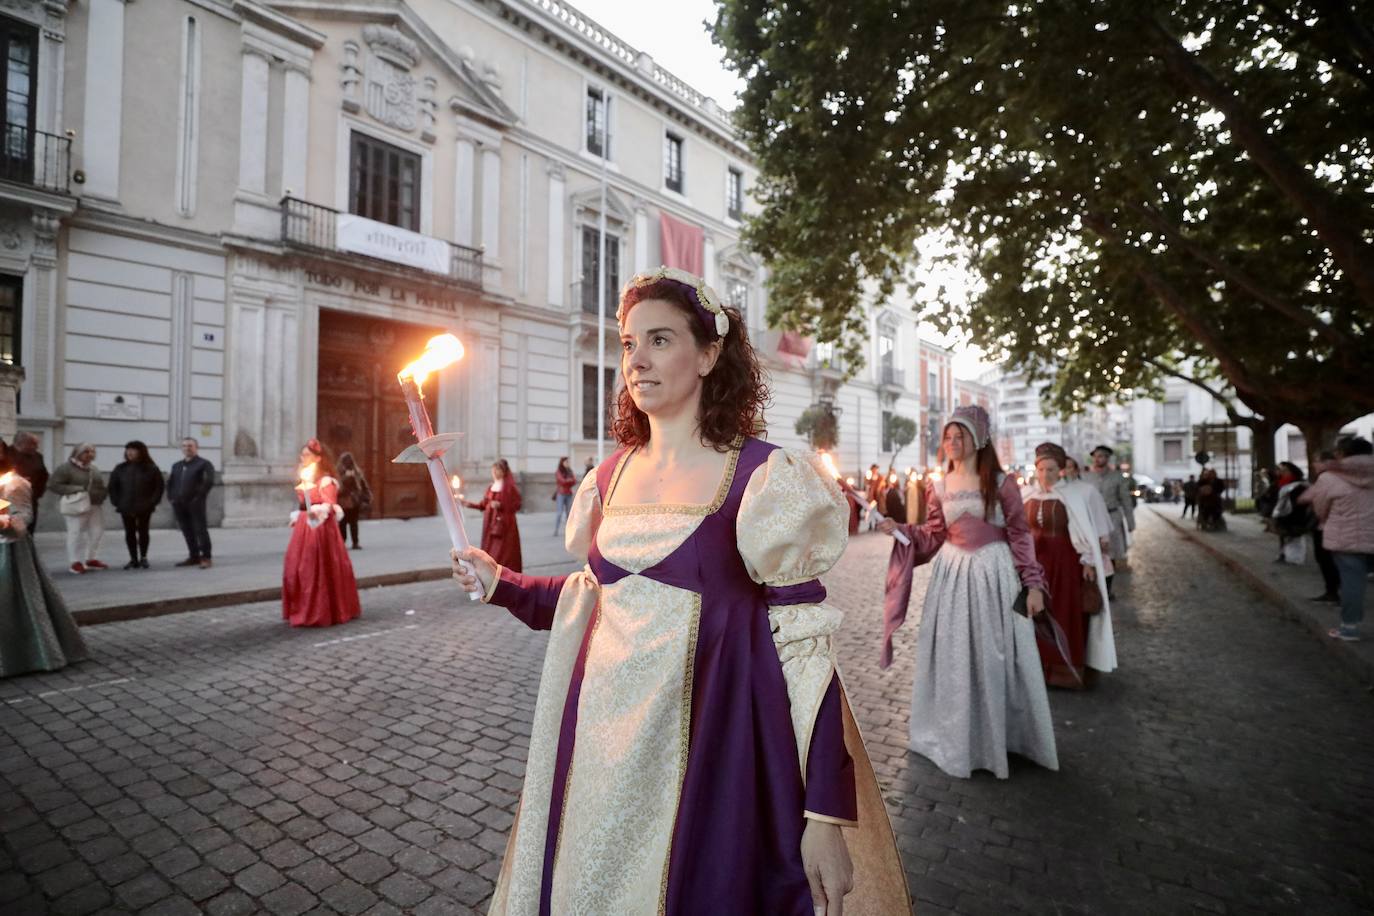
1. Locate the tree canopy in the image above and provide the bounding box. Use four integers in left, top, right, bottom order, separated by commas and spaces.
713, 0, 1374, 449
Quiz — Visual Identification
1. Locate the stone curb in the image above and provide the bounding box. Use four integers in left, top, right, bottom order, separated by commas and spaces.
1152, 508, 1374, 689
71, 560, 575, 627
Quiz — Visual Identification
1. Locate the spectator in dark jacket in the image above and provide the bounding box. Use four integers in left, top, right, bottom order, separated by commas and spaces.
10, 432, 49, 530
335, 451, 371, 550
107, 440, 165, 569
167, 437, 215, 569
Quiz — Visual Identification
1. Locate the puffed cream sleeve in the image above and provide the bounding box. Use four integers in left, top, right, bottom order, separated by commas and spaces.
484, 471, 602, 629
737, 448, 857, 824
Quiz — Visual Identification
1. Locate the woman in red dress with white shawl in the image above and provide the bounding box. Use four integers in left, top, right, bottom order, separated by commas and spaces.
465, 459, 523, 573
282, 439, 361, 627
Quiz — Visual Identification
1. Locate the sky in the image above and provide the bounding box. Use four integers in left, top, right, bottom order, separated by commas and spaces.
567, 0, 746, 109
567, 0, 994, 379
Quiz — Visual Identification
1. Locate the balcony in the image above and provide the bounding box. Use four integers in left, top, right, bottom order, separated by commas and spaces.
0, 126, 71, 195
1155, 408, 1189, 432
571, 279, 617, 318
878, 365, 905, 390
281, 197, 482, 289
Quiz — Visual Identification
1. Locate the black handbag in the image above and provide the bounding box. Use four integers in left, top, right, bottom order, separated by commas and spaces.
1015, 588, 1081, 685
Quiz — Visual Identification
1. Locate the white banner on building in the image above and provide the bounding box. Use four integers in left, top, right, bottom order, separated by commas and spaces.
336, 214, 449, 275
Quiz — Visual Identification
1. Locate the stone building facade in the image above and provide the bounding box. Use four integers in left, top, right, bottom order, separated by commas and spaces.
16, 0, 943, 525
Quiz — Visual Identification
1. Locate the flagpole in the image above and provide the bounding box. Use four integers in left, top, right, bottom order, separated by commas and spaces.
595, 101, 609, 465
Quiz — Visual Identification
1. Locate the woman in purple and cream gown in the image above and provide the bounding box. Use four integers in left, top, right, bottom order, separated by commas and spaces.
453, 267, 908, 915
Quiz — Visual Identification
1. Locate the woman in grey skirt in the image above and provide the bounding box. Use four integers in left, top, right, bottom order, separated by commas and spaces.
880, 405, 1057, 778
0, 452, 88, 677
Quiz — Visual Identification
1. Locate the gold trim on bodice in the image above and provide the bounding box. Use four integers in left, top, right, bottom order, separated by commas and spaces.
601, 437, 744, 517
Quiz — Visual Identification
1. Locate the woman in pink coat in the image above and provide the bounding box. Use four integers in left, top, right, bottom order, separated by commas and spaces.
1299, 437, 1374, 642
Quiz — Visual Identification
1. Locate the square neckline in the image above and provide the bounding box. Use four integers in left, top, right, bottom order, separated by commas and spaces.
601, 438, 744, 517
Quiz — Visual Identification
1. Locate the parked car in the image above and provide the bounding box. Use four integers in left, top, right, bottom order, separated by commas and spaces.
1131, 474, 1168, 503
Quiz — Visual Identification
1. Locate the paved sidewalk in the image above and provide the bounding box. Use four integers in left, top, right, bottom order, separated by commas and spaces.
1149, 506, 1374, 686
34, 512, 577, 625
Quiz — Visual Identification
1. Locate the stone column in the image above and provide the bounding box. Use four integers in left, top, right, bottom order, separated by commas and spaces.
237, 49, 270, 195
23, 212, 59, 419
280, 65, 310, 197
480, 144, 502, 261
81, 0, 125, 200
453, 136, 476, 247
546, 163, 565, 307
0, 364, 25, 442
703, 232, 717, 288
633, 204, 648, 273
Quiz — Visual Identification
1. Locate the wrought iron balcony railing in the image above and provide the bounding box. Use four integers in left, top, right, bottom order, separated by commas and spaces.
280, 197, 483, 289
0, 126, 71, 194
879, 365, 906, 388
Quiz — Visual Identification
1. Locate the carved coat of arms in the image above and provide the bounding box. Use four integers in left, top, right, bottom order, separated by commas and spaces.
362, 25, 420, 132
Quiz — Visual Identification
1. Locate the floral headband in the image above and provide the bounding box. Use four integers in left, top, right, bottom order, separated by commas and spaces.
617, 266, 730, 339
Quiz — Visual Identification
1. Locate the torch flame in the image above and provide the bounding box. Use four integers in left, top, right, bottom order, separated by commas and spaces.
845, 476, 856, 488
399, 333, 466, 386
0, 471, 14, 486
820, 451, 841, 481
298, 461, 318, 488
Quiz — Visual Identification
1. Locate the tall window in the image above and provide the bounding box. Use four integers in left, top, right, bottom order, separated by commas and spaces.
586, 87, 609, 158
882, 410, 894, 453
878, 324, 896, 385
582, 364, 616, 440
727, 167, 743, 220
0, 275, 21, 365
1161, 399, 1183, 427
927, 370, 939, 410
664, 132, 684, 193
1162, 438, 1183, 463
349, 132, 420, 231
0, 17, 36, 183
580, 226, 620, 316
725, 277, 748, 321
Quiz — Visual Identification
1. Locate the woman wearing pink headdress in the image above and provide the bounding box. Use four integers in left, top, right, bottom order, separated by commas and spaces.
879, 405, 1058, 779
282, 439, 361, 628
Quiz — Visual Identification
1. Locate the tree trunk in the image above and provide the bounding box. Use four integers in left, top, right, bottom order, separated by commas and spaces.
1298, 420, 1344, 472
1247, 416, 1280, 499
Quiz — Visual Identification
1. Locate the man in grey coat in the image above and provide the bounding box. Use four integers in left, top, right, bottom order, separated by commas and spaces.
1084, 445, 1135, 599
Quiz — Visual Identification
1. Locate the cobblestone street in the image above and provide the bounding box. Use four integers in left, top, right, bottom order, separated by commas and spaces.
3, 511, 1372, 914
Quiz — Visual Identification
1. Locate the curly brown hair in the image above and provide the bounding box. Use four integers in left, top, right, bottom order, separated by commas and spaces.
610, 279, 769, 452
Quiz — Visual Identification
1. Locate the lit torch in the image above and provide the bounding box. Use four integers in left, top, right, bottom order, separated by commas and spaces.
0, 470, 13, 515
820, 452, 911, 545
396, 333, 480, 600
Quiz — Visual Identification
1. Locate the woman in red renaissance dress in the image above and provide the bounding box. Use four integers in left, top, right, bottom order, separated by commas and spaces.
465, 459, 523, 573
282, 439, 361, 628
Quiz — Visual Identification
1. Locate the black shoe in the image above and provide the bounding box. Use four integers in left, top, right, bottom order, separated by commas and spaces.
1309, 593, 1339, 603
351, 543, 361, 550
139, 558, 150, 569
123, 560, 139, 570
176, 557, 199, 567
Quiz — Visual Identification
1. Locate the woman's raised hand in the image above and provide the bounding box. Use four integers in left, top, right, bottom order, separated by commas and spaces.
451, 546, 498, 598
875, 518, 898, 536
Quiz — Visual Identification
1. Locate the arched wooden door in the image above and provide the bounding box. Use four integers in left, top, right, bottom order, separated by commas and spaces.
317, 310, 442, 519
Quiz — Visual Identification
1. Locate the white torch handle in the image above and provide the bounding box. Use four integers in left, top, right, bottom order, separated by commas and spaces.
427, 458, 482, 600
846, 482, 913, 546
